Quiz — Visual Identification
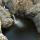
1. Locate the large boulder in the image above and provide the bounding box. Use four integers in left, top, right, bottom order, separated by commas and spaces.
32, 0, 40, 4
0, 0, 2, 5
0, 5, 13, 28
0, 20, 8, 40
0, 33, 8, 40
3, 0, 33, 14
27, 3, 40, 33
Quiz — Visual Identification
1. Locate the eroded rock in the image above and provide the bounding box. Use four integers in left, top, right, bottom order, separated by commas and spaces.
0, 0, 2, 5
0, 5, 13, 28
2, 0, 33, 15
0, 20, 8, 40
0, 33, 8, 40
27, 3, 40, 33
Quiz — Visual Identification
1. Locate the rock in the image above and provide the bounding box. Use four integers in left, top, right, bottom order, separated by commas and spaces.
0, 5, 13, 28
33, 0, 40, 4
3, 0, 33, 14
2, 18, 13, 28
0, 19, 2, 32
0, 19, 8, 40
0, 33, 8, 40
26, 3, 40, 15
27, 3, 40, 33
0, 0, 2, 5
2, 0, 9, 3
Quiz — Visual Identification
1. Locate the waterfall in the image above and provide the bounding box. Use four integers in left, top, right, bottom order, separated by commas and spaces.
13, 15, 24, 28
12, 15, 17, 23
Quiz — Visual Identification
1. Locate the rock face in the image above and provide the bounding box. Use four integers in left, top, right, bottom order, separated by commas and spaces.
27, 3, 40, 13
11, 0, 33, 14
2, 0, 40, 33
33, 0, 40, 4
0, 20, 8, 40
0, 33, 8, 40
3, 0, 33, 14
27, 3, 40, 33
0, 5, 13, 28
0, 0, 2, 5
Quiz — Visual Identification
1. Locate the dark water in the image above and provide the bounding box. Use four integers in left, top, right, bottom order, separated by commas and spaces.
5, 30, 37, 40
3, 17, 37, 40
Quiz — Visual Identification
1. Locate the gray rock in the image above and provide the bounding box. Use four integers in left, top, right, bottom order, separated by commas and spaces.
0, 20, 8, 40
0, 0, 2, 5
0, 5, 13, 28
33, 0, 40, 4
3, 0, 33, 14
0, 33, 8, 40
28, 3, 40, 13
27, 3, 40, 33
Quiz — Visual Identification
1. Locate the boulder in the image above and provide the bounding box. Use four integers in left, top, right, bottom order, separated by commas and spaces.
0, 5, 13, 28
3, 0, 33, 14
0, 0, 2, 5
0, 33, 8, 40
0, 19, 8, 40
27, 3, 40, 33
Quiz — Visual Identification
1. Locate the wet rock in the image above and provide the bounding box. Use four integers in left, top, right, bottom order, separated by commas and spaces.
27, 3, 40, 33
0, 33, 8, 40
0, 20, 8, 40
3, 0, 33, 15
0, 5, 13, 28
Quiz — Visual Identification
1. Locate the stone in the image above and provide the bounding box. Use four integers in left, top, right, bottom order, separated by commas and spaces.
27, 3, 40, 33
0, 19, 8, 40
0, 0, 2, 5
33, 0, 40, 4
0, 33, 8, 40
0, 5, 13, 28
3, 0, 33, 14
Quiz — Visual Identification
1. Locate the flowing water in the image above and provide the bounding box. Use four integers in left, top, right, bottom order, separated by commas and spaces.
13, 15, 25, 28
